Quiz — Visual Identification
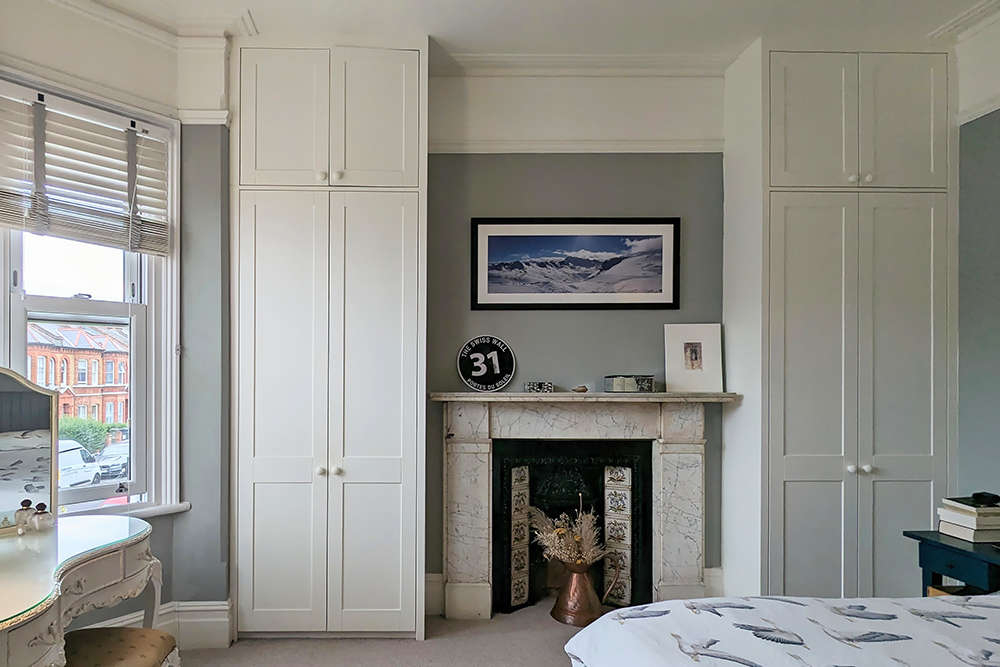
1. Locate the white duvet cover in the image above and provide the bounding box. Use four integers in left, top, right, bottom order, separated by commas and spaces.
565, 595, 1000, 666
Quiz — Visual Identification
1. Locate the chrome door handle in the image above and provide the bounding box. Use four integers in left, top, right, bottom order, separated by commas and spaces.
846, 464, 858, 474
861, 464, 874, 474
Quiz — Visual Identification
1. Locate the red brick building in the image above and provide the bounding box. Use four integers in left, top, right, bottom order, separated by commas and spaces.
26, 322, 129, 424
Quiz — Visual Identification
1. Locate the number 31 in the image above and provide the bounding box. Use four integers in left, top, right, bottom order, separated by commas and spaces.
470, 351, 501, 377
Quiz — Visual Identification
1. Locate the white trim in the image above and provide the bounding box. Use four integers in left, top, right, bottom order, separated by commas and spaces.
958, 6, 1000, 41
177, 10, 259, 38
429, 139, 724, 154
176, 36, 228, 52
425, 574, 444, 617
957, 91, 1000, 124
930, 0, 1000, 39
65, 501, 191, 519
704, 567, 725, 597
435, 53, 733, 77
42, 0, 178, 49
179, 110, 232, 125
82, 599, 234, 650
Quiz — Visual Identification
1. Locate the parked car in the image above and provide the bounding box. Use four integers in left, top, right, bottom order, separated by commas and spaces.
58, 440, 101, 488
97, 442, 130, 479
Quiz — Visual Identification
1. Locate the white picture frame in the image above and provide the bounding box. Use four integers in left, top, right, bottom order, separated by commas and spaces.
664, 323, 723, 392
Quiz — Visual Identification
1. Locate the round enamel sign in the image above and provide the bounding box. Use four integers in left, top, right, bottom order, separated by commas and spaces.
457, 335, 516, 392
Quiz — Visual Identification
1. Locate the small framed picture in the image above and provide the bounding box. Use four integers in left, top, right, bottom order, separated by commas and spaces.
664, 323, 723, 392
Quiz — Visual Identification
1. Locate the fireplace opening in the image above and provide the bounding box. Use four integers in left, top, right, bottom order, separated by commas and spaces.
491, 439, 653, 614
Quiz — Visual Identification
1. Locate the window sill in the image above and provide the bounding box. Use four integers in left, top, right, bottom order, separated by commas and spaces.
65, 501, 191, 520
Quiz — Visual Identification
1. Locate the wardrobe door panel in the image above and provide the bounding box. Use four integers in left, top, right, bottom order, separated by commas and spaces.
332, 48, 419, 187
330, 192, 418, 632
770, 52, 859, 187
240, 49, 331, 186
768, 192, 859, 597
237, 191, 330, 631
859, 54, 948, 189
857, 193, 947, 596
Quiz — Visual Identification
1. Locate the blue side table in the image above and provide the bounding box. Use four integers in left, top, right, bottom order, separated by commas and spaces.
904, 530, 1000, 596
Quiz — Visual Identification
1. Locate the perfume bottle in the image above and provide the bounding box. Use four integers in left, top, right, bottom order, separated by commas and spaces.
14, 499, 34, 526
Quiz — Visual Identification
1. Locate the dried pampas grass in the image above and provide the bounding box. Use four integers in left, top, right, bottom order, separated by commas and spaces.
527, 505, 606, 566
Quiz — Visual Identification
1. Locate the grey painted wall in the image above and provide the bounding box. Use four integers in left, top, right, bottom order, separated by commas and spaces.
426, 153, 725, 573
959, 109, 1000, 495
173, 124, 231, 601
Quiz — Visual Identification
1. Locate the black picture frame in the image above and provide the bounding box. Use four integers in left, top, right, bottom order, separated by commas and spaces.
471, 217, 681, 310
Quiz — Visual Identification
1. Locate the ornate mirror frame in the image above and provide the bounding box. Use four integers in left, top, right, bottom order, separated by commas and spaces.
0, 367, 58, 535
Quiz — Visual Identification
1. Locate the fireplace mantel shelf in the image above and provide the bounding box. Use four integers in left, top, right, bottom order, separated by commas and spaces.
430, 391, 740, 403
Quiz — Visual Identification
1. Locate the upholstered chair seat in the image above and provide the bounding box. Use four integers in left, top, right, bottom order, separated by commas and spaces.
64, 627, 179, 667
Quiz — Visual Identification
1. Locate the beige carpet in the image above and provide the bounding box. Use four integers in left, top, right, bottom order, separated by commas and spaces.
182, 602, 582, 667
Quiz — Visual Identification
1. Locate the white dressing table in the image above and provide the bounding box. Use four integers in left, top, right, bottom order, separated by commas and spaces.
0, 516, 160, 667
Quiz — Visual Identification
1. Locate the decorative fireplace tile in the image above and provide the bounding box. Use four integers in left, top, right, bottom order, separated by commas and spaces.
605, 576, 632, 607
511, 576, 529, 606
606, 547, 631, 574
605, 517, 631, 546
512, 465, 529, 487
511, 516, 529, 547
511, 545, 529, 577
605, 487, 631, 517
604, 466, 632, 487
512, 487, 529, 516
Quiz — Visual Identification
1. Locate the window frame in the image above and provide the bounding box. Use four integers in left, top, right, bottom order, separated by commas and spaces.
0, 68, 180, 514
10, 291, 149, 504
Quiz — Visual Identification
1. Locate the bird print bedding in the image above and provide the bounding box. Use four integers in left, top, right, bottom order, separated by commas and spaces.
564, 594, 1000, 667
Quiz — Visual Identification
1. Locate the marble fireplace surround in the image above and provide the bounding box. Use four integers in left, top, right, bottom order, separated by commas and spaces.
430, 392, 740, 620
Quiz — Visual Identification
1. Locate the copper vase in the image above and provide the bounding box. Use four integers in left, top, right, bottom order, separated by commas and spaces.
550, 557, 621, 627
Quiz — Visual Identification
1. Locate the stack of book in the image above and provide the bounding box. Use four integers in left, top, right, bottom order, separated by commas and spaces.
938, 496, 1000, 542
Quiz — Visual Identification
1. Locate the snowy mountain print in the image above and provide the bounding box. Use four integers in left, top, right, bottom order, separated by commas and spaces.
486, 235, 663, 294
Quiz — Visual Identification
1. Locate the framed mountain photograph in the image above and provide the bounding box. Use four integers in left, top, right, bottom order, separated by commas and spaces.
471, 218, 680, 310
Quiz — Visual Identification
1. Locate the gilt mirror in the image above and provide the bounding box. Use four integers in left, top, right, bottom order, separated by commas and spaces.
0, 367, 57, 534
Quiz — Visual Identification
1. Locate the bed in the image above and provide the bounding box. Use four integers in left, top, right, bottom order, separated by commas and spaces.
564, 593, 1000, 666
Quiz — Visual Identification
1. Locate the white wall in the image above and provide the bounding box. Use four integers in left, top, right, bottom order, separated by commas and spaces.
720, 38, 765, 597
429, 75, 723, 153
956, 11, 1000, 124
0, 0, 178, 116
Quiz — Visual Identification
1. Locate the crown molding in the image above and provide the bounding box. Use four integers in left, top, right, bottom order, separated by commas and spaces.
928, 0, 1000, 39
177, 9, 258, 38
46, 0, 254, 45
43, 0, 178, 49
428, 139, 724, 154
178, 109, 231, 126
176, 37, 229, 52
433, 53, 732, 78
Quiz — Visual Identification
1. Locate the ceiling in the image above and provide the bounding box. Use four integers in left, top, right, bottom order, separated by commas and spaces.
90, 0, 982, 66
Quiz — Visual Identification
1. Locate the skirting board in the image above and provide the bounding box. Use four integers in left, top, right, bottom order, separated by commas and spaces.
705, 567, 724, 598
426, 573, 444, 616
82, 599, 234, 650
445, 582, 492, 620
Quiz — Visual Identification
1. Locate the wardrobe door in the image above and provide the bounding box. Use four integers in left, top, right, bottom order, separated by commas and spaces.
329, 192, 418, 631
857, 193, 947, 597
768, 192, 860, 597
237, 191, 330, 631
239, 48, 331, 186
859, 54, 948, 189
770, 52, 860, 187
331, 47, 420, 187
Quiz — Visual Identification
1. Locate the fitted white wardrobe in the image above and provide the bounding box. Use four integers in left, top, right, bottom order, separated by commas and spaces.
231, 35, 427, 637
728, 50, 956, 599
